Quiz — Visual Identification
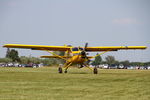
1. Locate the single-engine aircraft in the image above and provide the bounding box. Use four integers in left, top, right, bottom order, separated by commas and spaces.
3, 43, 147, 74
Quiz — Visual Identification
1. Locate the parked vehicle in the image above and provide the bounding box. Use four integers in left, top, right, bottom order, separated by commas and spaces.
103, 64, 109, 69
109, 64, 118, 69
118, 64, 124, 69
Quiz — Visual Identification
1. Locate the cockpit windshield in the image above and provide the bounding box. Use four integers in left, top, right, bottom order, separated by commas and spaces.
72, 47, 78, 51
79, 47, 84, 51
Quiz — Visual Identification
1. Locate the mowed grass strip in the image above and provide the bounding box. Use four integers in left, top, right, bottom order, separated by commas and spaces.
0, 67, 150, 100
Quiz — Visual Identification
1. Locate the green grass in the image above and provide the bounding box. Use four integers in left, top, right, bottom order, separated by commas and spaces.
0, 67, 150, 100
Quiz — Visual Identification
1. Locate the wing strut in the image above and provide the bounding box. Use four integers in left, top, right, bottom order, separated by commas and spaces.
89, 49, 113, 60
44, 50, 67, 61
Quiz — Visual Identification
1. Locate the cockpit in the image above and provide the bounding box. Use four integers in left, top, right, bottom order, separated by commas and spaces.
72, 47, 84, 51
79, 47, 84, 51
72, 47, 79, 51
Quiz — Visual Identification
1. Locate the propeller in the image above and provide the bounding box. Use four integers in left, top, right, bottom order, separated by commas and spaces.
84, 42, 88, 51
81, 43, 91, 62
79, 43, 91, 67
81, 42, 88, 58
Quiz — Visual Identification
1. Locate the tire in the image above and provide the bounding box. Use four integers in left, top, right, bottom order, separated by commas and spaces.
64, 70, 67, 73
58, 67, 63, 73
94, 67, 98, 74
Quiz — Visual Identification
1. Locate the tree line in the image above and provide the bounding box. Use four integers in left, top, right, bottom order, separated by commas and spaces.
0, 49, 150, 66
0, 49, 65, 66
92, 55, 150, 66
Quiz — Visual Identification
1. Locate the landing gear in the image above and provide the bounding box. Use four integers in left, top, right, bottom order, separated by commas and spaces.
58, 66, 68, 73
93, 67, 98, 74
79, 64, 84, 68
58, 67, 63, 73
64, 70, 67, 73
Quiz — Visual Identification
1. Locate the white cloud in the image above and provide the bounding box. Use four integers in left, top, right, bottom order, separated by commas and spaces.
112, 18, 139, 24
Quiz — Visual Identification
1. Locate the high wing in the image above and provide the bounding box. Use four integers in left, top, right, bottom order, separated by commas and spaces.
85, 46, 147, 52
3, 44, 71, 51
3, 44, 147, 52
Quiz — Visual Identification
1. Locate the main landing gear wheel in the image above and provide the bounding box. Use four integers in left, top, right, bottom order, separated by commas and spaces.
64, 70, 67, 73
58, 67, 63, 73
93, 67, 98, 74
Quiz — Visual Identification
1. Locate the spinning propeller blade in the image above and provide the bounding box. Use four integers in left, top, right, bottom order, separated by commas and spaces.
84, 42, 88, 51
81, 43, 90, 64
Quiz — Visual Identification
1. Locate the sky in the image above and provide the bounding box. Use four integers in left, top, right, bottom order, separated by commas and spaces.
0, 0, 150, 62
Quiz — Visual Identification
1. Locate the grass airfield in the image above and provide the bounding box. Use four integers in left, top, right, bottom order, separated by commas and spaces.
0, 67, 150, 100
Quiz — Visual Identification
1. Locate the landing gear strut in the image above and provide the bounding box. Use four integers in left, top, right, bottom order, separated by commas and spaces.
93, 67, 98, 74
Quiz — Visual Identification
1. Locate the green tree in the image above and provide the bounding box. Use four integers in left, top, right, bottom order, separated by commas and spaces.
20, 56, 28, 64
144, 62, 150, 66
41, 58, 56, 66
0, 58, 12, 63
6, 49, 20, 62
5, 48, 10, 58
120, 60, 130, 67
20, 56, 41, 64
29, 57, 41, 64
91, 54, 102, 66
105, 55, 116, 65
114, 60, 120, 66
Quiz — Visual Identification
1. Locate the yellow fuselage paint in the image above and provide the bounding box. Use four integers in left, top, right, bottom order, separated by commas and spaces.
65, 50, 86, 64
67, 55, 86, 64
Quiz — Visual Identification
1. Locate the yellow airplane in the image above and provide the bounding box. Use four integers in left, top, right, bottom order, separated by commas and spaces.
3, 43, 147, 74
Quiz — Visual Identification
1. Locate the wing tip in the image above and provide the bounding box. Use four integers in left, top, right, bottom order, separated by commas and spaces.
3, 44, 17, 48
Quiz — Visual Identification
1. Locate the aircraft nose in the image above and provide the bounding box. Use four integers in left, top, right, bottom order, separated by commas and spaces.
81, 51, 86, 56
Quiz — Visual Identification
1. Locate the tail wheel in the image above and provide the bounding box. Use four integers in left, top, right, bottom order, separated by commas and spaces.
93, 67, 98, 74
58, 67, 63, 73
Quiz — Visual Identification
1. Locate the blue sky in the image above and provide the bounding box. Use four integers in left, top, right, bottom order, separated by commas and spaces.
0, 0, 150, 62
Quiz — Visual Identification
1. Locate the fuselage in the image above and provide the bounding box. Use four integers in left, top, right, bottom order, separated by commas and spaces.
67, 55, 86, 63
66, 47, 87, 64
